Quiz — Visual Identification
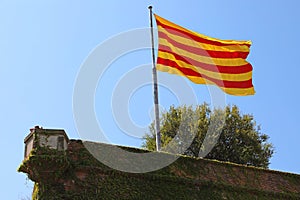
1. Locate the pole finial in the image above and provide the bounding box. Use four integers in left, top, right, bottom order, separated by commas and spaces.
148, 5, 152, 10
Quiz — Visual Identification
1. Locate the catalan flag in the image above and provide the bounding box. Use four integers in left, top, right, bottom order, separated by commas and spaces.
154, 14, 255, 96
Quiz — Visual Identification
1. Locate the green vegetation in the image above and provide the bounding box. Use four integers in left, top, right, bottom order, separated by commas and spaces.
143, 104, 274, 168
18, 139, 300, 200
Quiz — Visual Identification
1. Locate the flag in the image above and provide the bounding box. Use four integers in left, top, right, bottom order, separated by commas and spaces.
154, 14, 255, 96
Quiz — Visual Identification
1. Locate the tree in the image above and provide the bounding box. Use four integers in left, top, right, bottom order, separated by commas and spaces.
142, 104, 274, 168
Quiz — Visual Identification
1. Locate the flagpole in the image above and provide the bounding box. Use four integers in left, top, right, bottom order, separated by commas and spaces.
148, 6, 161, 151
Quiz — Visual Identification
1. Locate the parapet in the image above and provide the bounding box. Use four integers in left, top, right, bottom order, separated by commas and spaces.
18, 128, 300, 199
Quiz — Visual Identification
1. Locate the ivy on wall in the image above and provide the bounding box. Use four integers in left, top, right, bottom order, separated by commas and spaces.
18, 140, 300, 200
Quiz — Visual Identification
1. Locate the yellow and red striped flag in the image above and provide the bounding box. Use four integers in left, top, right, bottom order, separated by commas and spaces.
154, 14, 255, 96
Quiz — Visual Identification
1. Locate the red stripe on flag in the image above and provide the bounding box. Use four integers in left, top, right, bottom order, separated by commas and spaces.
157, 58, 253, 89
158, 31, 250, 59
158, 48, 253, 74
156, 20, 251, 48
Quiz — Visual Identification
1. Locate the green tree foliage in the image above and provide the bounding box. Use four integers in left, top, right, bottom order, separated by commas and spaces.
142, 104, 274, 168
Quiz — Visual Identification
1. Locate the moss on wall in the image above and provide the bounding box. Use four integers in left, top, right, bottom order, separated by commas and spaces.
19, 140, 300, 200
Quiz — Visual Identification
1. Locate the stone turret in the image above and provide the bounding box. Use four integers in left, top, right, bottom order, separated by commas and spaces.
24, 126, 69, 159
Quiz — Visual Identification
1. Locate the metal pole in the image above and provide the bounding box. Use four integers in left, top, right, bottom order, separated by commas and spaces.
148, 6, 161, 151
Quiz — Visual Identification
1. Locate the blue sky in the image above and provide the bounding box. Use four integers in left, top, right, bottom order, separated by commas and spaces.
1, 0, 300, 199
